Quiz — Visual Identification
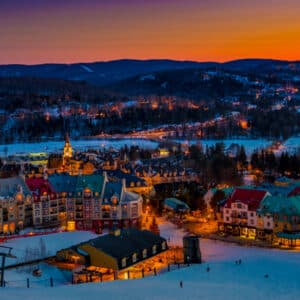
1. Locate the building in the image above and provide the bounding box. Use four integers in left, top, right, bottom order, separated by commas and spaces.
257, 195, 300, 246
164, 198, 190, 214
56, 228, 168, 271
0, 176, 32, 234
25, 177, 66, 228
63, 134, 73, 166
221, 188, 270, 239
48, 173, 143, 231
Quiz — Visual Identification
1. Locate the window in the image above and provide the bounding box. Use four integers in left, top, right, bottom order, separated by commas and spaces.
152, 245, 157, 254
250, 219, 254, 225
162, 242, 166, 250
267, 222, 270, 227
250, 212, 254, 217
143, 249, 147, 258
226, 217, 229, 222
237, 203, 242, 209
122, 258, 127, 268
132, 253, 137, 263
131, 203, 138, 218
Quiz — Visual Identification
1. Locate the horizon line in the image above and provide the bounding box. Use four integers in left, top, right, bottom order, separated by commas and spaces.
1, 57, 300, 67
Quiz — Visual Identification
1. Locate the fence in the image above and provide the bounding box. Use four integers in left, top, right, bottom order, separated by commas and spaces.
73, 261, 193, 284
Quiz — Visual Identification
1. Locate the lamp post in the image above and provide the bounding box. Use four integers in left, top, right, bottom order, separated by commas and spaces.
0, 246, 17, 287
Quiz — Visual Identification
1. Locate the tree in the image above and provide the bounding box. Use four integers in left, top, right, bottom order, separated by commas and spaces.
238, 145, 247, 170
210, 190, 226, 211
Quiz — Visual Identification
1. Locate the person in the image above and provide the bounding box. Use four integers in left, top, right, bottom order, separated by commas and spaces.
264, 274, 269, 278
206, 265, 210, 272
238, 259, 242, 265
180, 281, 183, 288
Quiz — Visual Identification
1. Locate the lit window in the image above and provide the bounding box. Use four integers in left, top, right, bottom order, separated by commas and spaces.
162, 242, 166, 250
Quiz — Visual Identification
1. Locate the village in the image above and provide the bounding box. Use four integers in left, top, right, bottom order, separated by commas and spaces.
0, 132, 299, 291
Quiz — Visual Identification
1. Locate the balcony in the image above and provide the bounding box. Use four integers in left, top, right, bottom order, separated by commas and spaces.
231, 214, 247, 219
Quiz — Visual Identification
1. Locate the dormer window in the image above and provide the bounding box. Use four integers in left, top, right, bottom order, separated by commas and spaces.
84, 188, 91, 198
16, 193, 23, 202
122, 258, 127, 267
132, 253, 137, 263
152, 245, 157, 254
142, 249, 147, 258
111, 197, 118, 205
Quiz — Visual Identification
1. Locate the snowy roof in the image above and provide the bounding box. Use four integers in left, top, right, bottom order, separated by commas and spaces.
0, 176, 31, 197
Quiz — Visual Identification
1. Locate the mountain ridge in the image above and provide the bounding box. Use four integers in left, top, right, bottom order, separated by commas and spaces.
0, 58, 299, 86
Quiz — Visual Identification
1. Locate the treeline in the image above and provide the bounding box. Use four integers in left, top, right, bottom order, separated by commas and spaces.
0, 77, 119, 111
109, 68, 247, 99
249, 108, 300, 140
251, 150, 300, 177
186, 143, 243, 186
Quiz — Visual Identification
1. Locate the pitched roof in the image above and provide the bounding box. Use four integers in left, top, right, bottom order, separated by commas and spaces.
225, 188, 268, 211
25, 177, 55, 196
75, 174, 105, 193
103, 181, 122, 200
288, 186, 300, 197
48, 174, 105, 195
164, 197, 190, 211
258, 195, 300, 218
0, 176, 31, 198
95, 169, 147, 187
80, 228, 166, 260
48, 174, 78, 193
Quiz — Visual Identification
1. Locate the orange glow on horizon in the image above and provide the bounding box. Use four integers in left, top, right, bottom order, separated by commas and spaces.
0, 0, 299, 64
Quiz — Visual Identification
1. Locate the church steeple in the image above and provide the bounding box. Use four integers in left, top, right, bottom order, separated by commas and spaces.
63, 133, 73, 165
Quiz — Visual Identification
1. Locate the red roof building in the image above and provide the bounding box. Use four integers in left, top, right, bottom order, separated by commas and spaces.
222, 188, 270, 236
225, 188, 269, 211
25, 177, 56, 202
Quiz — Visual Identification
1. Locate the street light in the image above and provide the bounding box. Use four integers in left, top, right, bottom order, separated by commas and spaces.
0, 246, 17, 287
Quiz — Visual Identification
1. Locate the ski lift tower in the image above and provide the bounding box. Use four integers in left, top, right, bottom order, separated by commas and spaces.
0, 246, 17, 287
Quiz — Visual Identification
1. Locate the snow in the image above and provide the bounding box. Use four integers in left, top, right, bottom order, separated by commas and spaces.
0, 139, 159, 156
178, 139, 272, 156
3, 231, 98, 266
2, 240, 300, 299
140, 74, 156, 81
1, 136, 299, 157
275, 137, 300, 155
80, 65, 94, 73
5, 262, 72, 288
2, 221, 300, 299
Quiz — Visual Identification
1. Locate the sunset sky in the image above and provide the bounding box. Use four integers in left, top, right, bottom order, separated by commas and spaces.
0, 0, 300, 64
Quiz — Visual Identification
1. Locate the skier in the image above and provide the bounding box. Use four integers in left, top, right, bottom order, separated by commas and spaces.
206, 265, 210, 272
180, 281, 183, 288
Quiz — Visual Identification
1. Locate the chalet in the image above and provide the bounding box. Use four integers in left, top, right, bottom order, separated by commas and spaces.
258, 195, 300, 247
56, 228, 168, 271
221, 188, 270, 239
